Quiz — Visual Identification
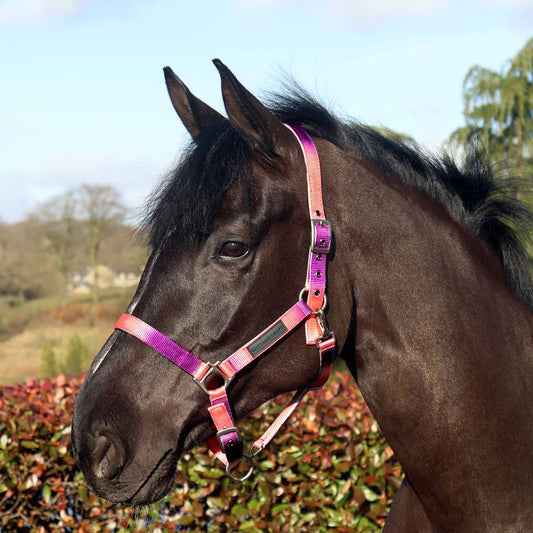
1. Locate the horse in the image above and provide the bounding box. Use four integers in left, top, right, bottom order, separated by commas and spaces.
72, 60, 533, 531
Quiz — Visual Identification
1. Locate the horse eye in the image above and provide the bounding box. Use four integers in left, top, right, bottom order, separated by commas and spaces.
219, 241, 249, 258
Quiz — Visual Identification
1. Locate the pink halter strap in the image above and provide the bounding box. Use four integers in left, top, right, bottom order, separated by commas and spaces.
114, 125, 335, 481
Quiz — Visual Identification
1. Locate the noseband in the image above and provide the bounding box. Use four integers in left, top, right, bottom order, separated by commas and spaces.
114, 125, 336, 481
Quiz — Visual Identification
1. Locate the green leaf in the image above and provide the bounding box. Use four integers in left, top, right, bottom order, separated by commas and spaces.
231, 503, 248, 517
177, 514, 195, 526
20, 440, 39, 449
362, 486, 380, 502
42, 484, 52, 503
272, 503, 290, 514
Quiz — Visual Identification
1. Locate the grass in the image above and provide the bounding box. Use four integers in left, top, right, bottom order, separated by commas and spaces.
0, 287, 136, 385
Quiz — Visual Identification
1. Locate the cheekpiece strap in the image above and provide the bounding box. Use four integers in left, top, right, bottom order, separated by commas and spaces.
284, 124, 333, 344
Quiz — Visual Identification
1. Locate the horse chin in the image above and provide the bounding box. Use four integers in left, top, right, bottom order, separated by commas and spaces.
85, 449, 178, 506
127, 463, 176, 506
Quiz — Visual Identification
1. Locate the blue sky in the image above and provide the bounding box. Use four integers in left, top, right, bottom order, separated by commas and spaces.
1, 0, 531, 223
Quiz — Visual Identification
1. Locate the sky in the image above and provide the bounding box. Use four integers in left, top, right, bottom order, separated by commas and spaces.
1, 0, 532, 223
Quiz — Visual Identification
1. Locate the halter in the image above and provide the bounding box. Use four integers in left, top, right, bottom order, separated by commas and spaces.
114, 125, 336, 481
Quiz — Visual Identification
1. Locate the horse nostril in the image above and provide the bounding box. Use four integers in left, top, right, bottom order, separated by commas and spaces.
92, 434, 126, 480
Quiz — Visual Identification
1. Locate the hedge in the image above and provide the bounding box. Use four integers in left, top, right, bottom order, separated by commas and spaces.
0, 372, 402, 532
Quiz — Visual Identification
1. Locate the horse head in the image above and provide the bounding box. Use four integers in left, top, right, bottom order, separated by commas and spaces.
72, 61, 350, 504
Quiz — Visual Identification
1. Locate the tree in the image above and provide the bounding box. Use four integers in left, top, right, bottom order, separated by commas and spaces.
0, 219, 59, 300
30, 191, 77, 295
78, 185, 126, 310
62, 334, 89, 376
505, 38, 533, 184
450, 38, 533, 196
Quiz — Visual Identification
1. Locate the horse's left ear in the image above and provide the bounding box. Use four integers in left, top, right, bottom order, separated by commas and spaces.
163, 66, 225, 139
213, 59, 297, 164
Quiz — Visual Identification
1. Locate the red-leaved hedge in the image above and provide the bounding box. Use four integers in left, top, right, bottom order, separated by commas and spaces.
0, 373, 402, 532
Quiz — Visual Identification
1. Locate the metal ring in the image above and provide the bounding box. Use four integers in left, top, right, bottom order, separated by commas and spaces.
309, 295, 328, 313
247, 443, 263, 458
226, 455, 254, 482
193, 361, 234, 394
299, 288, 328, 312
298, 287, 308, 301
298, 287, 328, 315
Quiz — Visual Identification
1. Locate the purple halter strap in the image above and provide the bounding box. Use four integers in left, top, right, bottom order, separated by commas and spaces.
114, 124, 335, 481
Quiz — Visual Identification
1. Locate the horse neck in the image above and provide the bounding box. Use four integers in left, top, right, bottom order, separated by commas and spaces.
321, 144, 533, 530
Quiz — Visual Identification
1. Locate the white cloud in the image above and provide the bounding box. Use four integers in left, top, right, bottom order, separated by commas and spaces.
234, 0, 447, 26
234, 0, 532, 27
326, 0, 446, 26
0, 0, 84, 26
0, 154, 161, 223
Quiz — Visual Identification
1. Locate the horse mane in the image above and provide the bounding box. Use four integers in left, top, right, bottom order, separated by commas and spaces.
143, 85, 533, 309
143, 121, 250, 249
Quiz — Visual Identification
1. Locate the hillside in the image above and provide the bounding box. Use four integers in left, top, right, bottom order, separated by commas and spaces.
0, 287, 136, 385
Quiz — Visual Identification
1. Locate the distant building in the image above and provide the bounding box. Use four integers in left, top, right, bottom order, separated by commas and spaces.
68, 265, 139, 294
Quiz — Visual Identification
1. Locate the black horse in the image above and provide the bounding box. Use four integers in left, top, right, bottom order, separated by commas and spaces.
72, 60, 533, 531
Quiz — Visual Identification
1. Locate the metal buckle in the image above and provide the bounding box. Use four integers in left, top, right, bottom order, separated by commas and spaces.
194, 361, 234, 394
312, 308, 330, 337
216, 426, 242, 451
311, 219, 332, 254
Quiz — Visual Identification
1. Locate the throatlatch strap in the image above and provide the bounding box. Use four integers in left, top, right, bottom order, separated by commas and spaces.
250, 334, 337, 455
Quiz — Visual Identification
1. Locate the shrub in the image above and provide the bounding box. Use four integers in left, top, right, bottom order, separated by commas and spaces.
0, 373, 402, 532
49, 302, 88, 325
62, 335, 89, 377
39, 341, 57, 379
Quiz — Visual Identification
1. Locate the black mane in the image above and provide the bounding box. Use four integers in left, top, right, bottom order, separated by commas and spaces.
143, 121, 249, 249
143, 87, 533, 308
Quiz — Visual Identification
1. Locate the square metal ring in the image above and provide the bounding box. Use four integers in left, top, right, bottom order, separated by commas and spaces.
194, 362, 234, 394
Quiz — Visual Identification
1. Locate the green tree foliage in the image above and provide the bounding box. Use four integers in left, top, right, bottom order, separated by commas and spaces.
39, 341, 57, 378
450, 38, 533, 195
62, 335, 89, 376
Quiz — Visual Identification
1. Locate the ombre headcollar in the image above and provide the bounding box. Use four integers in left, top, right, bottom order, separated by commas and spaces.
114, 125, 336, 481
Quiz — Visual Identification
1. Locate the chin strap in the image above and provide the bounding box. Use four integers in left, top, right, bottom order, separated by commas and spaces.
114, 124, 336, 481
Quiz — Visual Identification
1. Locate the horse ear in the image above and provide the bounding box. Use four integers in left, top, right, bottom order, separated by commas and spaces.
212, 59, 296, 163
163, 66, 225, 139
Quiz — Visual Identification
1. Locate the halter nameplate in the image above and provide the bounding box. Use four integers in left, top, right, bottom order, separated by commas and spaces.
114, 124, 336, 480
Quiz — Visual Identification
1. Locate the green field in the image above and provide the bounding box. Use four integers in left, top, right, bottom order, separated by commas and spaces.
0, 288, 136, 385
